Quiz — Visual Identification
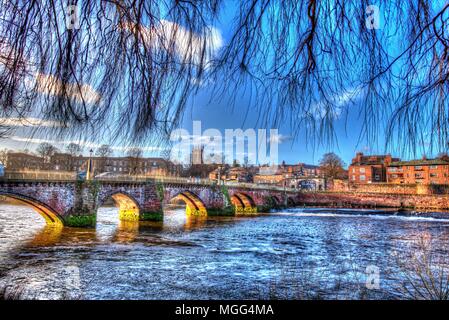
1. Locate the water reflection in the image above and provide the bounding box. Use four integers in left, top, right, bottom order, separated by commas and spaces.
1, 203, 449, 300
27, 225, 63, 247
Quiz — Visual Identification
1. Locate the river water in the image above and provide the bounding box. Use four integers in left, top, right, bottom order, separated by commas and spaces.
0, 203, 448, 300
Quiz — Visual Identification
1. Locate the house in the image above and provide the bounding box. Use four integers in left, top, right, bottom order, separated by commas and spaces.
349, 152, 399, 184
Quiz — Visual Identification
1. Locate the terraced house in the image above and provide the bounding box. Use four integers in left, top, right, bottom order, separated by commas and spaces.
387, 158, 449, 184
349, 153, 399, 184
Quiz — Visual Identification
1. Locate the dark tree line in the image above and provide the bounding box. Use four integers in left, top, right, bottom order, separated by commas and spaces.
1, 1, 449, 155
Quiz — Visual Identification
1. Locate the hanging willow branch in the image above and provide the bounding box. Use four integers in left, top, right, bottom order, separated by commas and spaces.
0, 1, 449, 155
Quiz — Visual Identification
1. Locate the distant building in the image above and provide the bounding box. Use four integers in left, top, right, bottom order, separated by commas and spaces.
209, 166, 255, 183
191, 146, 204, 165
5, 151, 174, 176
349, 152, 399, 184
6, 152, 46, 171
387, 157, 449, 184
253, 162, 323, 189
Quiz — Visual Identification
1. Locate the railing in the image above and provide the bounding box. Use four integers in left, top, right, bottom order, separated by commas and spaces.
1, 171, 76, 181
0, 171, 300, 192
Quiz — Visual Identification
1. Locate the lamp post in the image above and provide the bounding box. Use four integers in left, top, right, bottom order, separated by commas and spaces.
86, 149, 93, 180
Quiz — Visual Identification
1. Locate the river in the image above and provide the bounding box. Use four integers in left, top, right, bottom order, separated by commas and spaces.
0, 203, 448, 300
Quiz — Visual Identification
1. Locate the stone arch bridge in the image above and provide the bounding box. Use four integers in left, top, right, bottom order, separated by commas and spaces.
0, 178, 301, 228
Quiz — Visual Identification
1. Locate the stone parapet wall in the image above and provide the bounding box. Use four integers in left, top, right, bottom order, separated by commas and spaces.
332, 181, 449, 196
298, 192, 449, 210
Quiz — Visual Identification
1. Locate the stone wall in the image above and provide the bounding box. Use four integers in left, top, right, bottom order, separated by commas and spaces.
332, 180, 449, 196
297, 192, 449, 210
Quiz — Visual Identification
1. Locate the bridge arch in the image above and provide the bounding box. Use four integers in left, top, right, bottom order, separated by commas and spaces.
99, 192, 141, 222
169, 191, 207, 216
231, 193, 257, 214
0, 192, 63, 226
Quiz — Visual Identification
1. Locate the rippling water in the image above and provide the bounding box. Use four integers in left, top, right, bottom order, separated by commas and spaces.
0, 203, 448, 300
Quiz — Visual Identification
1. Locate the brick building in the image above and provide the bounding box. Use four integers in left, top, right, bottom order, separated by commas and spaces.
253, 162, 322, 188
5, 151, 174, 176
209, 166, 255, 183
349, 152, 399, 184
6, 152, 46, 171
387, 158, 449, 184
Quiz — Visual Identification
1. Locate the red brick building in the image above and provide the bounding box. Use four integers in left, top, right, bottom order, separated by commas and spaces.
349, 153, 399, 184
387, 158, 449, 184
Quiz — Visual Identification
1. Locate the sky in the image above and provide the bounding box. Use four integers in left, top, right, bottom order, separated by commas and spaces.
0, 1, 437, 167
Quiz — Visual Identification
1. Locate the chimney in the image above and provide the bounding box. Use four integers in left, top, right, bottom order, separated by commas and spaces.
355, 152, 363, 164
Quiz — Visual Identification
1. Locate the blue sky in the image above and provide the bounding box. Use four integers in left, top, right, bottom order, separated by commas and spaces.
0, 1, 439, 166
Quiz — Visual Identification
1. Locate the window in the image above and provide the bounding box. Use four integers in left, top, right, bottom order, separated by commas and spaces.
360, 168, 366, 173
352, 168, 355, 173
352, 175, 356, 181
430, 165, 438, 169
430, 173, 438, 178
374, 175, 380, 180
415, 166, 422, 170
360, 175, 366, 181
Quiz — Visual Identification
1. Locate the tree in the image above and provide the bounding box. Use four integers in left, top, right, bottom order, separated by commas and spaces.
2, 1, 449, 154
95, 144, 113, 173
95, 145, 113, 158
126, 147, 143, 175
126, 147, 143, 159
36, 143, 58, 163
0, 148, 8, 166
66, 143, 83, 156
437, 153, 449, 162
319, 153, 346, 180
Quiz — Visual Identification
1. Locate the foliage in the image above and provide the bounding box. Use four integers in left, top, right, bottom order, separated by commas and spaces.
36, 143, 58, 162
155, 181, 165, 202
66, 143, 83, 156
64, 214, 96, 228
140, 211, 164, 222
394, 234, 449, 300
95, 144, 113, 157
319, 153, 347, 180
3, 1, 449, 153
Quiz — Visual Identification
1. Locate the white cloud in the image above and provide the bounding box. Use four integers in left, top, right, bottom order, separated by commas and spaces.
1, 39, 101, 105
122, 19, 223, 67
6, 135, 163, 153
0, 117, 65, 128
269, 133, 291, 144
34, 73, 101, 105
308, 86, 365, 119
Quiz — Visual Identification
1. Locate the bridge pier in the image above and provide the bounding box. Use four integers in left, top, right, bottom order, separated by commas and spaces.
0, 178, 301, 229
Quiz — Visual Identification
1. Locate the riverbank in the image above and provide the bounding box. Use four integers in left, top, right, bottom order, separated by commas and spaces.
297, 191, 449, 211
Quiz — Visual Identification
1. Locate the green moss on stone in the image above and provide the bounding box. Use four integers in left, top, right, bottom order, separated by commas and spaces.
64, 214, 96, 228
140, 211, 164, 221
207, 207, 236, 217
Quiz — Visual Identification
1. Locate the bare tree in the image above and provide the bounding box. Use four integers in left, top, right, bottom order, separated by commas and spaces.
95, 144, 112, 173
66, 143, 82, 156
1, 1, 449, 155
95, 144, 113, 157
126, 147, 143, 159
126, 147, 143, 175
0, 148, 8, 166
319, 152, 346, 180
36, 142, 58, 163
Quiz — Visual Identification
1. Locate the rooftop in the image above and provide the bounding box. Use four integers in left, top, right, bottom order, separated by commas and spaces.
389, 159, 449, 166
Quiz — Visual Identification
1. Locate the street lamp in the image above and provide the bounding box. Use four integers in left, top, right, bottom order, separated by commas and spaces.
86, 149, 93, 180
